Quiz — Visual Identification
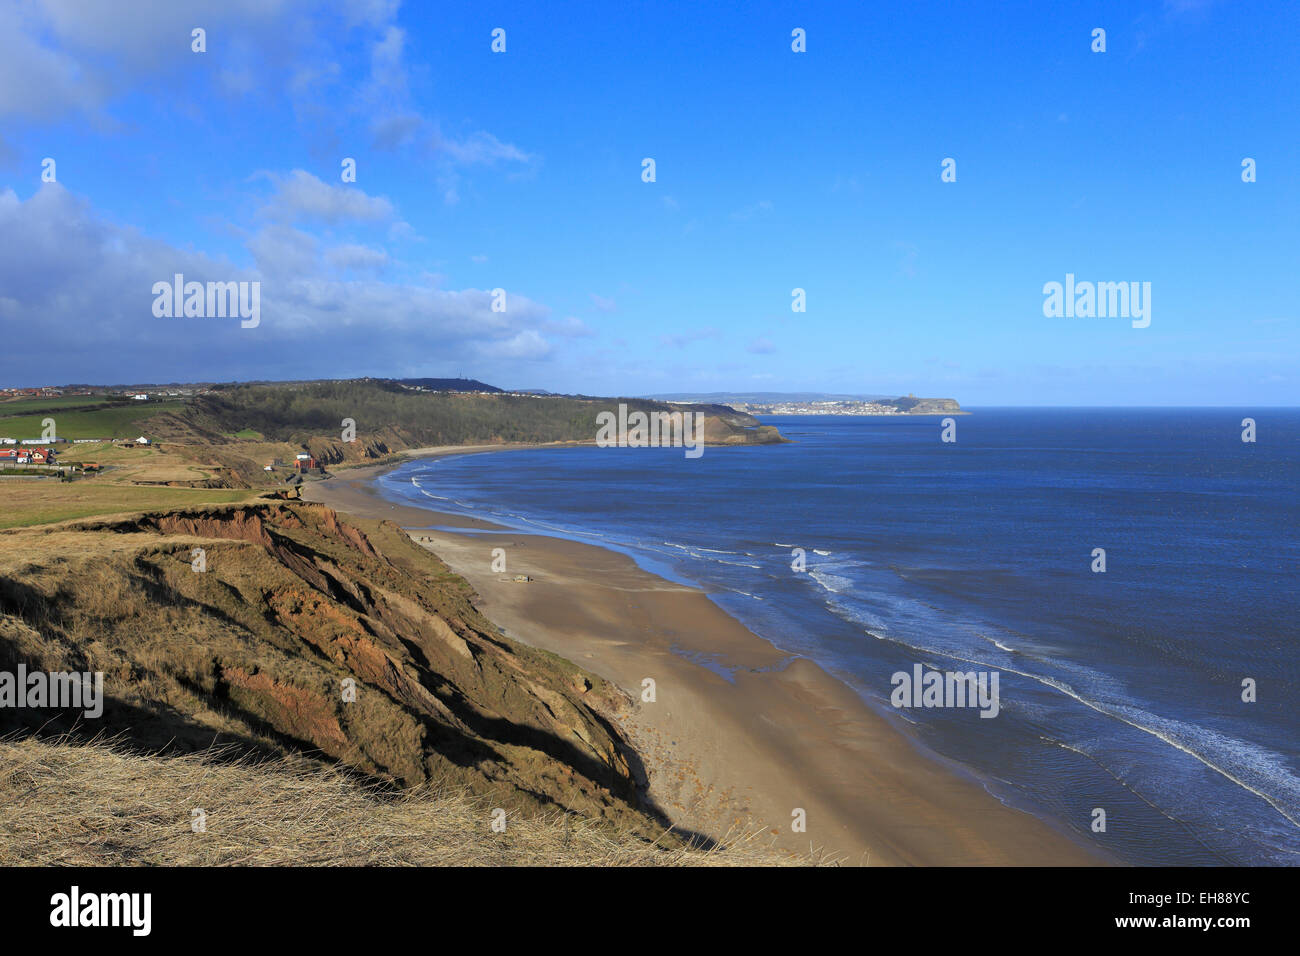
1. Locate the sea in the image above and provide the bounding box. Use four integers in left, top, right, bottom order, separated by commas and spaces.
374, 408, 1300, 865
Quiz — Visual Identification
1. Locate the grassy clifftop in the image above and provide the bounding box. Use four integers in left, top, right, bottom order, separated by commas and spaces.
0, 500, 768, 861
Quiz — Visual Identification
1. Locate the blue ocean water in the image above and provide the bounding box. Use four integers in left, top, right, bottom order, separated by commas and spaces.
376, 409, 1300, 865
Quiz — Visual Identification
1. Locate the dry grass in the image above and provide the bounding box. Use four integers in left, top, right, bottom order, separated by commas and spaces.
0, 735, 816, 867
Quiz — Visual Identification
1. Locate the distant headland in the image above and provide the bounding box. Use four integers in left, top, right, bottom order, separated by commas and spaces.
649, 392, 966, 416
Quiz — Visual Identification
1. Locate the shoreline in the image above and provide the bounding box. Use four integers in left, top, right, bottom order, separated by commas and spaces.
303, 446, 1107, 865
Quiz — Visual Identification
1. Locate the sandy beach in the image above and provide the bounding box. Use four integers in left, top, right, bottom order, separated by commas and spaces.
303, 449, 1106, 865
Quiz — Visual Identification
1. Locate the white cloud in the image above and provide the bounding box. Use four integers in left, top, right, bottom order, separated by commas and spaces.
478, 329, 551, 360
387, 220, 421, 242
370, 112, 424, 151
247, 223, 320, 278
325, 243, 389, 272
259, 170, 395, 224
3, 2, 537, 214
0, 182, 563, 382
0, 0, 296, 121
344, 0, 400, 27
434, 129, 533, 166
428, 127, 536, 206
366, 25, 409, 99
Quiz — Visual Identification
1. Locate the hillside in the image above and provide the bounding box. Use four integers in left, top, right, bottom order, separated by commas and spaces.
394, 377, 501, 392
0, 499, 802, 862
0, 380, 786, 528
169, 380, 782, 452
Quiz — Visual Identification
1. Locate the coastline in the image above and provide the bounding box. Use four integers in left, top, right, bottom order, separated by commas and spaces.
303, 448, 1107, 865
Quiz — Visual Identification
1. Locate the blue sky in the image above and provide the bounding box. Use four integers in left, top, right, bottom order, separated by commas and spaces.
0, 0, 1296, 404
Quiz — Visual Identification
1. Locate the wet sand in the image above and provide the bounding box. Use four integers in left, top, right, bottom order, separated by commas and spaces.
303, 450, 1106, 865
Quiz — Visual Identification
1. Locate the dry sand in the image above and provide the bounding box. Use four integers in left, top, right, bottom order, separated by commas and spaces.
304, 449, 1107, 865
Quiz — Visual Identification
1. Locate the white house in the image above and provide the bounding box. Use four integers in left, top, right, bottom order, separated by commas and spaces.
132, 394, 149, 400
295, 453, 312, 460
135, 436, 151, 445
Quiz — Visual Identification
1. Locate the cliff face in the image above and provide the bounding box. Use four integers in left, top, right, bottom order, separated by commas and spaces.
0, 502, 660, 834
692, 404, 785, 445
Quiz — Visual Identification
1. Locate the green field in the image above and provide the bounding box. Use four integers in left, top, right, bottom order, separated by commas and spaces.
0, 402, 186, 440
0, 395, 114, 415
0, 483, 252, 529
